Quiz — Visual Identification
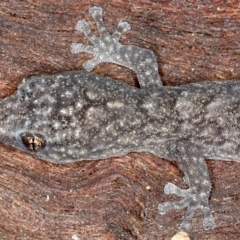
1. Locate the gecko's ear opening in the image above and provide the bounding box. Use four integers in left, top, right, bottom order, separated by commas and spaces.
20, 132, 46, 152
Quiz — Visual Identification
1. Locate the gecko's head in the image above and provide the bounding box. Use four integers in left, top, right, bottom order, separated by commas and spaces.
0, 71, 128, 164
0, 75, 58, 162
0, 72, 93, 164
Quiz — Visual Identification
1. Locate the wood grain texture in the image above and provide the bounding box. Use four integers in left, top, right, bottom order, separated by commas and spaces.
1, 0, 240, 239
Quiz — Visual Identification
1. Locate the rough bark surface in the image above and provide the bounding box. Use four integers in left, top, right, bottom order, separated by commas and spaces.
1, 0, 240, 239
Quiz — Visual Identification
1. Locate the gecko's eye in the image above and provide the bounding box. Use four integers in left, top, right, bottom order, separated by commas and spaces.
20, 132, 46, 152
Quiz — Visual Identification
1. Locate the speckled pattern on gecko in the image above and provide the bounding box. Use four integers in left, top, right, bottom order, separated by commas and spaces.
1, 6, 240, 231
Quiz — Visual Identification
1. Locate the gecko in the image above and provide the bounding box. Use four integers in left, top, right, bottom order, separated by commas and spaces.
1, 6, 239, 231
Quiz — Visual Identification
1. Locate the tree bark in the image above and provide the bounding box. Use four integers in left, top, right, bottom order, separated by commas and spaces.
1, 0, 240, 239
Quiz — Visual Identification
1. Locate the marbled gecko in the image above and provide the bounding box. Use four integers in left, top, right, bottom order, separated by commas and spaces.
1, 6, 238, 231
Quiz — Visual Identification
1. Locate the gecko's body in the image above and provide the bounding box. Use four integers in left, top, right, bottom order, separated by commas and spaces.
0, 6, 238, 231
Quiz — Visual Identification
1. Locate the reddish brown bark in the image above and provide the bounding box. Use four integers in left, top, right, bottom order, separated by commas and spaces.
1, 0, 240, 239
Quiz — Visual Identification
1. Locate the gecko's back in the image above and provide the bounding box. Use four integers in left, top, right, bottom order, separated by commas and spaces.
158, 80, 240, 162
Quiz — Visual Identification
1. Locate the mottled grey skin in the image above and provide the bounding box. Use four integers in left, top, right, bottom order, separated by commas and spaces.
0, 6, 239, 231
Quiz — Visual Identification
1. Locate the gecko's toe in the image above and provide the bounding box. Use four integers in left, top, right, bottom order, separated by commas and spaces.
89, 6, 102, 15
158, 202, 169, 215
202, 209, 217, 230
203, 218, 216, 230
118, 21, 131, 31
70, 43, 79, 53
75, 20, 90, 32
83, 61, 95, 71
179, 222, 191, 231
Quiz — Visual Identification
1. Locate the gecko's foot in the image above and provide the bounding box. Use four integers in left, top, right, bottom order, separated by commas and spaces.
70, 6, 132, 71
70, 6, 162, 88
158, 182, 216, 231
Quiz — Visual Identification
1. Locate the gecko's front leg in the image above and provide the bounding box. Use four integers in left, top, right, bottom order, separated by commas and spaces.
158, 140, 216, 231
70, 6, 162, 89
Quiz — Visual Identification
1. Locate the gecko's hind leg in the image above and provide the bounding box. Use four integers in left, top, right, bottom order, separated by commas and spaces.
158, 140, 216, 231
